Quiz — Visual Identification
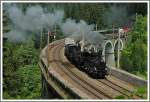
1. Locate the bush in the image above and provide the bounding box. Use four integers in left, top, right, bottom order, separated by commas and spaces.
114, 95, 125, 99
3, 39, 41, 99
16, 65, 41, 99
120, 15, 147, 78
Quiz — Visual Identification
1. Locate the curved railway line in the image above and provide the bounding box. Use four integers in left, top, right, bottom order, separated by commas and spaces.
41, 39, 143, 99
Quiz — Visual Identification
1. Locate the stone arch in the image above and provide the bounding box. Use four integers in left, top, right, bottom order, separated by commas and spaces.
102, 40, 115, 67
114, 39, 124, 65
114, 39, 124, 50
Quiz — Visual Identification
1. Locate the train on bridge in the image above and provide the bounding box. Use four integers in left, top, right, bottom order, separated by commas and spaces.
64, 38, 108, 79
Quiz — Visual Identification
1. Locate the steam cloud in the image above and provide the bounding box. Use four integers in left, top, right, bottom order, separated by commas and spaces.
6, 30, 27, 42
61, 19, 104, 47
6, 5, 64, 42
5, 4, 104, 47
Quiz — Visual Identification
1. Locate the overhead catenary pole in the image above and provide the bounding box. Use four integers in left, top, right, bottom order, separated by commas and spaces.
112, 24, 114, 39
40, 27, 43, 50
95, 24, 98, 31
47, 30, 50, 45
136, 13, 137, 22
54, 25, 57, 40
117, 28, 121, 68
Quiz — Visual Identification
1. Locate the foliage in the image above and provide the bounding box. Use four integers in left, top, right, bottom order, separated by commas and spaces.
120, 15, 147, 78
3, 39, 41, 99
132, 86, 147, 99
16, 65, 41, 99
4, 65, 41, 99
13, 39, 39, 66
114, 86, 147, 99
114, 95, 125, 99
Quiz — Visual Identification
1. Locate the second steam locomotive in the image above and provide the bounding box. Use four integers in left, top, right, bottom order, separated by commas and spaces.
64, 38, 108, 79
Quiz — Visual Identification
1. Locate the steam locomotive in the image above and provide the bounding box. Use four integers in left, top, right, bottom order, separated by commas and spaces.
64, 38, 108, 79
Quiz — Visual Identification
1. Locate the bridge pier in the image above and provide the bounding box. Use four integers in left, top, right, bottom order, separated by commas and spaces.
41, 73, 62, 99
102, 40, 115, 67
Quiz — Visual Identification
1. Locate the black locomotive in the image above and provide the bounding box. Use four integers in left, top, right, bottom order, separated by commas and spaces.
64, 43, 108, 79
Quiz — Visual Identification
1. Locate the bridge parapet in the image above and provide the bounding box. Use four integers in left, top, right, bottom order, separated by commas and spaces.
107, 65, 147, 87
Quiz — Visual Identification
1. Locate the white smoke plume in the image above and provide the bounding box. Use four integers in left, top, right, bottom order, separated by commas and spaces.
6, 5, 64, 42
5, 4, 104, 46
61, 18, 104, 47
6, 29, 27, 43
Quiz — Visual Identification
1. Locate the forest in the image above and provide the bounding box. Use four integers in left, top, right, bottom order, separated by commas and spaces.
2, 3, 147, 99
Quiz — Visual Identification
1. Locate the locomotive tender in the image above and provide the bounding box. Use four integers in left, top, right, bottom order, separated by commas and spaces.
64, 38, 108, 79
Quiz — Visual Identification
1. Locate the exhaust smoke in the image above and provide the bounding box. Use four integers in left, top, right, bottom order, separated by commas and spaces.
5, 4, 64, 42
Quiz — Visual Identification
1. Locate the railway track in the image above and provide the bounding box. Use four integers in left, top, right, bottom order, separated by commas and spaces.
46, 40, 141, 99
57, 44, 111, 99
50, 42, 104, 99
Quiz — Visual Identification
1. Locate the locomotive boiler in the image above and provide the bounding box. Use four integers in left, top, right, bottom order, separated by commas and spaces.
64, 37, 108, 79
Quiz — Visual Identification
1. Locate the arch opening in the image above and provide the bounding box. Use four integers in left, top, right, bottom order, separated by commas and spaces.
103, 41, 115, 67
114, 39, 123, 66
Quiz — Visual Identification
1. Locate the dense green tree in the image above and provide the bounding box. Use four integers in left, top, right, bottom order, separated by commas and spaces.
120, 15, 147, 78
3, 39, 41, 99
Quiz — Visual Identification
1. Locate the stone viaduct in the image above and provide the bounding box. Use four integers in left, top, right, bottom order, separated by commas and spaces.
95, 29, 127, 68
